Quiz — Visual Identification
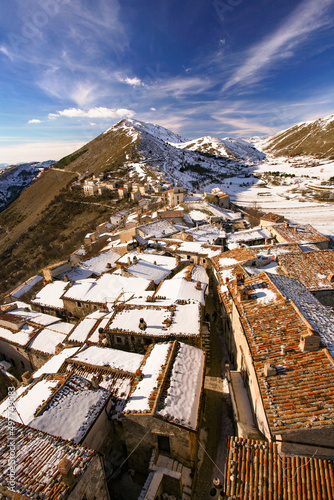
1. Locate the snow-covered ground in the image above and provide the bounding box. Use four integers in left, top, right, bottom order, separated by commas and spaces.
223, 155, 334, 239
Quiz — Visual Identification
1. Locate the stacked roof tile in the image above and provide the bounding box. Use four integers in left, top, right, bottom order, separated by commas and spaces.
225, 436, 334, 500
0, 416, 95, 499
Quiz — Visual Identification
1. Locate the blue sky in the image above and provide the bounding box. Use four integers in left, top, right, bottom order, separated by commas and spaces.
1, 0, 334, 163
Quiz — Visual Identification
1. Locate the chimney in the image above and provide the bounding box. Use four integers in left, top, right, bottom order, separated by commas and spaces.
280, 345, 286, 356
238, 285, 249, 302
63, 274, 69, 282
21, 371, 33, 386
55, 343, 64, 355
176, 255, 181, 265
299, 328, 321, 352
57, 458, 77, 488
264, 362, 276, 377
138, 317, 147, 331
90, 375, 99, 390
196, 281, 202, 290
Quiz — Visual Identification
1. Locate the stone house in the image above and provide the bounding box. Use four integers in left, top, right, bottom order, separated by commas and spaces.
121, 341, 206, 475
219, 271, 334, 458
269, 222, 330, 249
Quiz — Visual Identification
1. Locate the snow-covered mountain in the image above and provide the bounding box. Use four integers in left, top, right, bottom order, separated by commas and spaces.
98, 118, 265, 191
0, 160, 55, 212
260, 114, 334, 158
172, 135, 265, 163
104, 118, 187, 144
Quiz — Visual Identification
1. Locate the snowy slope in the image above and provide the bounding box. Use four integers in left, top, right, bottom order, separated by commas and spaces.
104, 117, 186, 143
172, 136, 265, 163
0, 160, 55, 212
101, 118, 265, 192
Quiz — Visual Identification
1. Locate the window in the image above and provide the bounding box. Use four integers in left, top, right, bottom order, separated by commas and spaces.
116, 336, 122, 344
77, 301, 82, 308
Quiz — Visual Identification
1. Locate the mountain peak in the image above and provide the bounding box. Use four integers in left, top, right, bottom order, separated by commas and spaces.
104, 117, 187, 143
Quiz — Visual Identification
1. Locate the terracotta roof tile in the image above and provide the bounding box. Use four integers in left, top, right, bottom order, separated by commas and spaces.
225, 436, 334, 500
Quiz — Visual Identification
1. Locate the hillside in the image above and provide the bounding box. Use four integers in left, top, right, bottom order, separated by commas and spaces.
261, 114, 334, 158
0, 117, 264, 298
0, 160, 55, 212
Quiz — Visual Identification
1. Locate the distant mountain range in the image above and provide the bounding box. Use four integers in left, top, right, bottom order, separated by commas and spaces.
0, 160, 55, 212
260, 114, 334, 158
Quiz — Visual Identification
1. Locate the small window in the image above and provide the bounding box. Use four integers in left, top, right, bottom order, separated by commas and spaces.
77, 301, 82, 308
21, 361, 25, 368
116, 336, 122, 344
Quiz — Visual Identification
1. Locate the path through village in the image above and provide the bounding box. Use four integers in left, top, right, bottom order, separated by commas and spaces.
192, 289, 235, 499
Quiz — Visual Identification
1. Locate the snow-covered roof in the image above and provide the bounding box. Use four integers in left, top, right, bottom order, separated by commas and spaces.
124, 343, 170, 413
175, 240, 222, 258
185, 223, 226, 243
30, 373, 109, 443
68, 345, 144, 373
122, 259, 171, 284
0, 322, 37, 346
138, 220, 178, 238
32, 346, 81, 379
28, 326, 68, 354
67, 317, 99, 343
107, 303, 201, 337
156, 277, 206, 305
10, 275, 43, 298
157, 343, 205, 430
117, 252, 177, 271
6, 302, 62, 326
32, 281, 69, 310
227, 227, 272, 245
0, 377, 60, 425
81, 249, 120, 275
62, 273, 152, 304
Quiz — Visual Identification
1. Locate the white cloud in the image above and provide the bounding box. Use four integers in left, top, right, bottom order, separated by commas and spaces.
223, 0, 334, 91
150, 107, 156, 111
122, 76, 144, 87
48, 107, 135, 119
28, 119, 42, 124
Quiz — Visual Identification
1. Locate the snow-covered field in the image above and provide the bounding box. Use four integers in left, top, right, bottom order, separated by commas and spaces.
224, 155, 334, 239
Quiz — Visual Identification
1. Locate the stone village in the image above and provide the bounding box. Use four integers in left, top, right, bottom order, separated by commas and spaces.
1, 183, 334, 499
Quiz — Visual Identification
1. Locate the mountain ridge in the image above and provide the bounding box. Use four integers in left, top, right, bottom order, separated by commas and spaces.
261, 113, 334, 158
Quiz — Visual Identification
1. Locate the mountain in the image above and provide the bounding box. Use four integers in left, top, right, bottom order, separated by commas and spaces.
172, 135, 265, 163
0, 118, 264, 298
0, 160, 55, 212
49, 117, 264, 191
261, 114, 334, 158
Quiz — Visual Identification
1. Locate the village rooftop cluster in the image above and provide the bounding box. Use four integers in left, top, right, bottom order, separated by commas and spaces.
1, 186, 334, 499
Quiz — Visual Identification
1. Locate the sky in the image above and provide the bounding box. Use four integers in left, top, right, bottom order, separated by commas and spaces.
1, 0, 334, 163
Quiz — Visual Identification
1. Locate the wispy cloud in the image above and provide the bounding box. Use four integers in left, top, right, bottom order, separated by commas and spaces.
48, 107, 135, 120
28, 119, 41, 124
223, 0, 334, 91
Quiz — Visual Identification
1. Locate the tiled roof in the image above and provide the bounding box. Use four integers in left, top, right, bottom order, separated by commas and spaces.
225, 436, 334, 500
278, 250, 334, 291
227, 272, 334, 436
272, 224, 330, 244
260, 211, 285, 222
0, 416, 95, 499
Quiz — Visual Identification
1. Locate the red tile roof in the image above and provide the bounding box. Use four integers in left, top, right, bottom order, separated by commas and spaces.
227, 272, 334, 436
278, 250, 334, 291
0, 416, 95, 499
225, 436, 334, 500
272, 224, 330, 245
